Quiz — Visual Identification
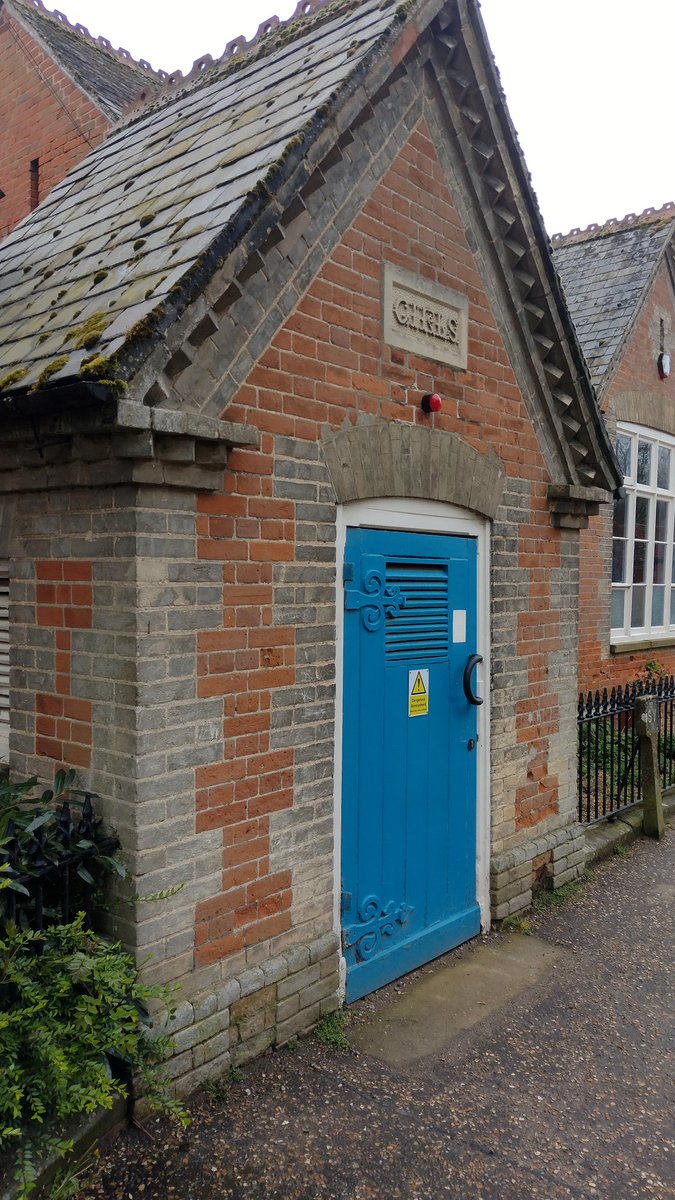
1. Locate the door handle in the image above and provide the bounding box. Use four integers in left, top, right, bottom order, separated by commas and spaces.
463, 654, 483, 706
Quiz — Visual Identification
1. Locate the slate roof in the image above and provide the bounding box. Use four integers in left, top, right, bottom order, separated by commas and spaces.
0, 0, 411, 393
5, 0, 164, 119
552, 203, 675, 393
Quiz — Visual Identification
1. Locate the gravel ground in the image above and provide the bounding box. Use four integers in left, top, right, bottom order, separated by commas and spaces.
79, 831, 674, 1200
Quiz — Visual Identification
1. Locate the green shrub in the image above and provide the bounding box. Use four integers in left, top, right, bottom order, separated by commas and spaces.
0, 915, 186, 1198
0, 770, 123, 930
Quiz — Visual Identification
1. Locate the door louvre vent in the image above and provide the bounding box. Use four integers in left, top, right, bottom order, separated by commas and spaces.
384, 562, 448, 660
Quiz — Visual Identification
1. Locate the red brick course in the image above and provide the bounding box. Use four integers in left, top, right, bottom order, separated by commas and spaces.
34, 560, 93, 768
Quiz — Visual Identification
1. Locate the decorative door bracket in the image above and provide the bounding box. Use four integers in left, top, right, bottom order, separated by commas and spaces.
344, 555, 405, 631
343, 893, 414, 961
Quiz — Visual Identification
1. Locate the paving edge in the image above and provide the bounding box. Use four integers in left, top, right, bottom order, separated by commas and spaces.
0, 1098, 127, 1200
583, 791, 675, 864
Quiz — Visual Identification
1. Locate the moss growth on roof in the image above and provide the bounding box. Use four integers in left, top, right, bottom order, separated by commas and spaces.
0, 367, 28, 392
78, 352, 128, 395
125, 312, 161, 341
139, 214, 155, 227
31, 356, 70, 392
64, 311, 110, 350
79, 352, 117, 378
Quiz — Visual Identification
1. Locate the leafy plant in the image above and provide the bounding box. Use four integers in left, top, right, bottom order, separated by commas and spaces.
313, 1008, 351, 1051
0, 916, 187, 1198
642, 659, 666, 682
0, 771, 123, 929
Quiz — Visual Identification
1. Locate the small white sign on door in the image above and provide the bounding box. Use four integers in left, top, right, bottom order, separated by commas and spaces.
453, 609, 467, 644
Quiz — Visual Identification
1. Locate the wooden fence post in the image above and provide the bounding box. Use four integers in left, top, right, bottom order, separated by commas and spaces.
634, 696, 665, 839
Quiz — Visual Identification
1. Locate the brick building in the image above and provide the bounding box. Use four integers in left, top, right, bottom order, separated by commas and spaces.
554, 204, 675, 692
0, 0, 163, 239
0, 0, 619, 1087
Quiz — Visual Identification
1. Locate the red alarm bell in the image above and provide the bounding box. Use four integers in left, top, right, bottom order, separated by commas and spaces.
421, 392, 442, 414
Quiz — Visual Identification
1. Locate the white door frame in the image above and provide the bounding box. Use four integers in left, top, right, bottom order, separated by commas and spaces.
333, 497, 492, 963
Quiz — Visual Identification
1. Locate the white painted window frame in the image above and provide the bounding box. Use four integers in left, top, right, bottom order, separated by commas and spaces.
332, 497, 492, 965
611, 423, 675, 645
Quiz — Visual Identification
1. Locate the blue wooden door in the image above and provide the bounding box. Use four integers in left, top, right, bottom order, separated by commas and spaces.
341, 527, 481, 1002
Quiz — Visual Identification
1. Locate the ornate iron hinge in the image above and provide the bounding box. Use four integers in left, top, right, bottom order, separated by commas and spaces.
342, 893, 414, 961
344, 555, 405, 632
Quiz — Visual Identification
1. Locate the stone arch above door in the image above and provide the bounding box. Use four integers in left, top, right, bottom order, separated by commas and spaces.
322, 423, 506, 520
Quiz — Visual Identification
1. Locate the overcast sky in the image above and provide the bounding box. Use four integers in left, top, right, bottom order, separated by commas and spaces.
45, 0, 674, 235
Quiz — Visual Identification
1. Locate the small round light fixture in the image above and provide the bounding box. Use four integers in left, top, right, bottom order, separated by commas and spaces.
421, 392, 442, 414
658, 352, 671, 380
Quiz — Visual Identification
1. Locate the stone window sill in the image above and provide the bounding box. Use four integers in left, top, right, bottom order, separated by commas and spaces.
610, 636, 675, 655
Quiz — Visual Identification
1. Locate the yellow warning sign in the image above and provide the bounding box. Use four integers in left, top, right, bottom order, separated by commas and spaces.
408, 669, 429, 717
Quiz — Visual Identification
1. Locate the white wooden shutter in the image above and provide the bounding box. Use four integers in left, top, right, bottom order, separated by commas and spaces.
0, 574, 8, 763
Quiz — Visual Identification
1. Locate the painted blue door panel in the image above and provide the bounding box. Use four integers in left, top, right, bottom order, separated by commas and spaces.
342, 526, 479, 1002
345, 905, 481, 1003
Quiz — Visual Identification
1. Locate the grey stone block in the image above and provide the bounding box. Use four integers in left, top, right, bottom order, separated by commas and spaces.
309, 931, 340, 964
238, 967, 265, 998
275, 1001, 321, 1046
277, 962, 320, 1001
283, 944, 310, 975
261, 956, 288, 986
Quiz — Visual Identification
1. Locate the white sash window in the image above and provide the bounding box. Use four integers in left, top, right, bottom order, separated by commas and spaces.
612, 425, 675, 643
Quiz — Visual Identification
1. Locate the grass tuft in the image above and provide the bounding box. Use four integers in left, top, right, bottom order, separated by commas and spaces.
202, 1064, 244, 1104
532, 868, 593, 914
501, 914, 532, 935
313, 1008, 350, 1051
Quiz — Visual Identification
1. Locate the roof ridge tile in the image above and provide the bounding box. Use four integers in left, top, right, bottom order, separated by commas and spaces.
121, 0, 373, 120
551, 201, 675, 246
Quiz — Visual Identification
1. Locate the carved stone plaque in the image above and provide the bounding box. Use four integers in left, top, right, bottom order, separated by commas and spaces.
383, 264, 468, 370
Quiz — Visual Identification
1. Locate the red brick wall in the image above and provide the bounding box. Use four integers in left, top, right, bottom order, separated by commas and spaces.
0, 7, 110, 238
579, 261, 675, 692
193, 118, 567, 962
34, 559, 93, 768
194, 485, 295, 965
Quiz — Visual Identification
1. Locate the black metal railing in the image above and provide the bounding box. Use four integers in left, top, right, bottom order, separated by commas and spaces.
577, 676, 675, 823
0, 793, 118, 932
